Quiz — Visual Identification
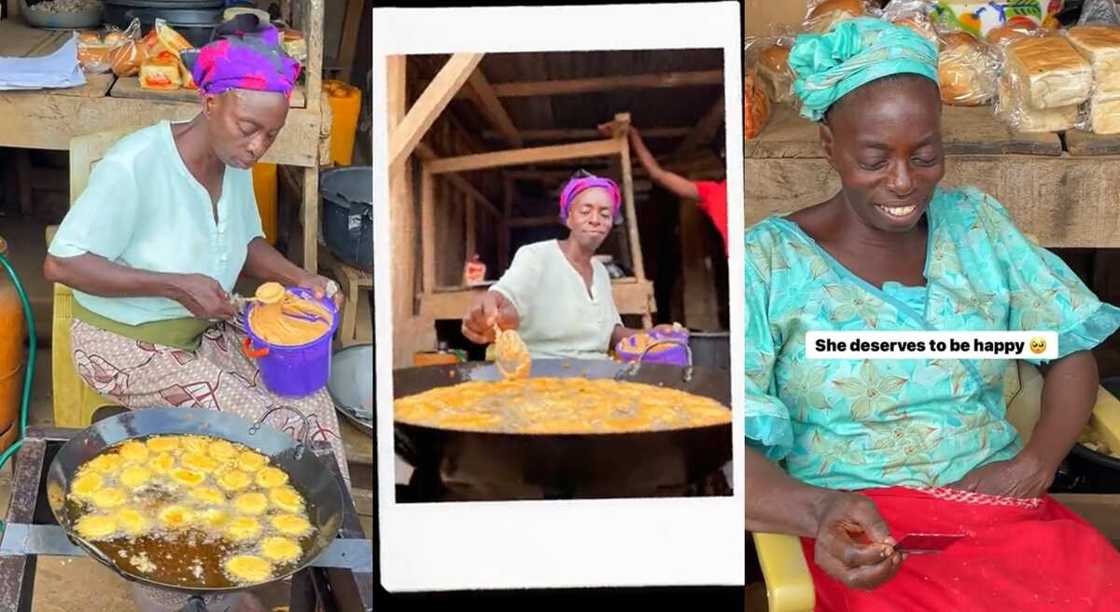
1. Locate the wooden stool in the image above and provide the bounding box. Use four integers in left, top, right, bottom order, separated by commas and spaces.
332, 261, 372, 347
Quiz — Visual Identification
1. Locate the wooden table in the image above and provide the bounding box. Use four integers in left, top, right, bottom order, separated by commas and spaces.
747, 105, 1120, 248
0, 14, 331, 273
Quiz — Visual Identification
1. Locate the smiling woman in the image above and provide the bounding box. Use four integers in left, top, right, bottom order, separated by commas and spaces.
746, 17, 1120, 611
460, 171, 678, 360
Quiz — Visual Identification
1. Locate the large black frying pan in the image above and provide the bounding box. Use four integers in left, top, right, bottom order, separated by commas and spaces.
393, 359, 732, 502
44, 407, 344, 593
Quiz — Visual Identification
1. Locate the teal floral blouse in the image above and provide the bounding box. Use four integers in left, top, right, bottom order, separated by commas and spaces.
746, 186, 1120, 491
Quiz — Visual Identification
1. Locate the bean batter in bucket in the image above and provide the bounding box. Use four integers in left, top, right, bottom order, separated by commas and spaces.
246, 282, 334, 346
240, 283, 339, 397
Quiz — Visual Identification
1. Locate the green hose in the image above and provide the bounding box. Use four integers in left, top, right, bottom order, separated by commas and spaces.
0, 251, 36, 532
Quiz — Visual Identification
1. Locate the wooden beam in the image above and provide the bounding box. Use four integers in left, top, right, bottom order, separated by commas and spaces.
615, 113, 647, 292
483, 127, 690, 142
427, 139, 620, 174
389, 53, 484, 167
465, 192, 476, 263
302, 167, 318, 272
505, 168, 645, 181
304, 0, 324, 115
415, 142, 501, 219
336, 0, 365, 84
421, 169, 436, 295
489, 70, 723, 98
674, 95, 725, 160
388, 54, 422, 367
500, 173, 513, 271
466, 67, 523, 148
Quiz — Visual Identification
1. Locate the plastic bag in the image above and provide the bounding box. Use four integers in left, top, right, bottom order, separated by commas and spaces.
1001, 34, 1092, 109
1079, 94, 1120, 134
77, 30, 112, 74
1066, 25, 1120, 96
107, 18, 147, 77
139, 50, 183, 91
938, 31, 999, 105
745, 35, 795, 105
280, 28, 307, 65
1063, 25, 1120, 133
744, 69, 771, 140
803, 0, 878, 34
881, 0, 939, 43
153, 19, 196, 89
997, 74, 1079, 132
1078, 0, 1120, 26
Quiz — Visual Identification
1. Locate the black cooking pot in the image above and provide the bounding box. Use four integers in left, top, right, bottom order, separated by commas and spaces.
393, 359, 732, 502
45, 407, 344, 593
320, 166, 373, 272
689, 330, 730, 370
102, 0, 222, 47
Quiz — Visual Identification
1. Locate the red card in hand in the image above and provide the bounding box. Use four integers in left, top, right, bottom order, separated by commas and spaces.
895, 533, 966, 555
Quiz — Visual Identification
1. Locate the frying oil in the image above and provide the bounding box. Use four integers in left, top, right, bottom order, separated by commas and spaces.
65, 435, 316, 588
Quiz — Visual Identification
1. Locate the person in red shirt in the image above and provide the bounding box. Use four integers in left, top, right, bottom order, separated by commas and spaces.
600, 122, 728, 255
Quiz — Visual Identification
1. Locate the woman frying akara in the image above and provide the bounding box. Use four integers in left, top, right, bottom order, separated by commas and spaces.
461, 171, 675, 359
745, 18, 1120, 610
45, 20, 349, 610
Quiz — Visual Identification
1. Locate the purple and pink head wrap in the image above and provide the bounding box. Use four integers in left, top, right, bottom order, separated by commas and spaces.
182, 14, 301, 98
559, 171, 622, 225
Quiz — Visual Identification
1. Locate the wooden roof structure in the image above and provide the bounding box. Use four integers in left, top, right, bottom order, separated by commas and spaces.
387, 49, 727, 366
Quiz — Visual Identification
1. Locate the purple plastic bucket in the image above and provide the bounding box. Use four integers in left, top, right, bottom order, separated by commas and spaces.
242, 287, 340, 398
615, 328, 690, 367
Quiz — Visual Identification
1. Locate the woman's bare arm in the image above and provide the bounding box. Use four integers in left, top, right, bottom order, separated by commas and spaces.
45, 253, 180, 299
1025, 350, 1098, 470
746, 446, 833, 536
625, 127, 700, 201
43, 253, 235, 319
241, 237, 312, 285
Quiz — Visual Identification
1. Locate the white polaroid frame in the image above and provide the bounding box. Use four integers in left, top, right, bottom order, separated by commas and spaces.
372, 2, 745, 592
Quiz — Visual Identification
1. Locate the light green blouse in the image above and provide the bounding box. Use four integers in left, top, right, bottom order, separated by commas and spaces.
48, 120, 264, 331
746, 186, 1120, 491
490, 240, 622, 361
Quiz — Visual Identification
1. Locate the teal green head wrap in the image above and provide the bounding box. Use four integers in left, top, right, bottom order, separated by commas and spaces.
789, 17, 939, 122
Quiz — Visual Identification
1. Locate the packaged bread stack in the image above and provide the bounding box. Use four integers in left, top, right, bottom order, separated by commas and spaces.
938, 32, 998, 106
999, 35, 1093, 132
1066, 26, 1120, 134
803, 0, 867, 34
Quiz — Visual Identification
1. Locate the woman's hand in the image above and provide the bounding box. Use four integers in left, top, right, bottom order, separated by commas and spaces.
946, 453, 1055, 499
171, 273, 237, 320
296, 273, 343, 309
812, 491, 903, 591
650, 323, 684, 336
462, 291, 518, 345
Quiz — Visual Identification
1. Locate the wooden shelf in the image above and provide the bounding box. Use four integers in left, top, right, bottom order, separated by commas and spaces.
110, 77, 309, 108
747, 105, 1120, 248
